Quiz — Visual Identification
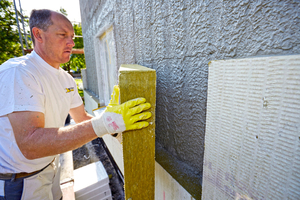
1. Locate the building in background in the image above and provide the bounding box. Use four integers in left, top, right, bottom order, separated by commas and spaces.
78, 1, 300, 199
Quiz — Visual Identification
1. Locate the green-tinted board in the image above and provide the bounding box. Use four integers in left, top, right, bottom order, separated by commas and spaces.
119, 64, 156, 200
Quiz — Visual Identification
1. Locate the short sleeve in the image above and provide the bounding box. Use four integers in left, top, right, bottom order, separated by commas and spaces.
0, 67, 45, 116
70, 80, 83, 109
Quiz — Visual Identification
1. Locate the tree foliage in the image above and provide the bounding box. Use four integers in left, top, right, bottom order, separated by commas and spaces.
59, 9, 86, 73
59, 8, 68, 17
63, 23, 86, 73
0, 0, 30, 65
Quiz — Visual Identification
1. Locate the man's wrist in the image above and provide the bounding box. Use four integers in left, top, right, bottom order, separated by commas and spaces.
91, 114, 108, 137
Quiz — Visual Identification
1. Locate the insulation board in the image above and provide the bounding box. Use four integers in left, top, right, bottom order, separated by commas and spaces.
119, 64, 156, 200
202, 55, 300, 200
74, 161, 112, 200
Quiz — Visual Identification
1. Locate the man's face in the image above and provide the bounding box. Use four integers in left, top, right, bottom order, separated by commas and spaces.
40, 13, 75, 68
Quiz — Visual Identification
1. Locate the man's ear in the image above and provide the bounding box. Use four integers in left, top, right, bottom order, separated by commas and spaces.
32, 27, 43, 43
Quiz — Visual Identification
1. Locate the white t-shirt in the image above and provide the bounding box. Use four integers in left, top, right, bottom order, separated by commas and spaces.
0, 51, 83, 173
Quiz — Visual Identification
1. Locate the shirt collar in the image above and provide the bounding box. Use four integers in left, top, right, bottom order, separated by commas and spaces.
30, 50, 62, 75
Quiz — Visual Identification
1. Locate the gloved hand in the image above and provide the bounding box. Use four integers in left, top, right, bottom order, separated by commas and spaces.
91, 85, 152, 137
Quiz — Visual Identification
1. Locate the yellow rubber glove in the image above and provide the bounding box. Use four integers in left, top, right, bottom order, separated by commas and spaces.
91, 85, 152, 137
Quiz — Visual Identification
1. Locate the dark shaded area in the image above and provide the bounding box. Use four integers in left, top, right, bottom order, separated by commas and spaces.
156, 142, 202, 200
72, 143, 94, 170
72, 138, 125, 200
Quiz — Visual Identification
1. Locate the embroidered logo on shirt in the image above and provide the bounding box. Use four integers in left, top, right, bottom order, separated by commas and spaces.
65, 87, 74, 93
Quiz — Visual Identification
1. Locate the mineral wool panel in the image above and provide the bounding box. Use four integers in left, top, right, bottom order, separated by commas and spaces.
119, 64, 156, 200
76, 184, 110, 200
74, 161, 111, 199
84, 188, 112, 200
99, 196, 112, 200
202, 55, 300, 200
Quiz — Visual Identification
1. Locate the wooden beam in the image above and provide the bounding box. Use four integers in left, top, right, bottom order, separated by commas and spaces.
119, 64, 156, 200
71, 49, 84, 54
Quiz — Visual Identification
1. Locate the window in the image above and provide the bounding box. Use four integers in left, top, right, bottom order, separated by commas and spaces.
95, 26, 117, 105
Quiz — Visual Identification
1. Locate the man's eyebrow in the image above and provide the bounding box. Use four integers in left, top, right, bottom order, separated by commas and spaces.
56, 30, 66, 33
56, 29, 75, 36
56, 27, 73, 32
56, 29, 67, 32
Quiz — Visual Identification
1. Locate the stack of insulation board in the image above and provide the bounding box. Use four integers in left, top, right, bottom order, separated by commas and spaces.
74, 161, 112, 200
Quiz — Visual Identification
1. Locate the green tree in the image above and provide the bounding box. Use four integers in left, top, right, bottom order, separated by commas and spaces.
59, 8, 68, 17
66, 23, 86, 73
0, 0, 30, 65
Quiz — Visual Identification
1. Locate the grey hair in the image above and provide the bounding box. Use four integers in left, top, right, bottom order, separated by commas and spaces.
29, 9, 53, 45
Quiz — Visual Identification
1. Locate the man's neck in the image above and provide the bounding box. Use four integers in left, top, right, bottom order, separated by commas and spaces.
33, 47, 60, 69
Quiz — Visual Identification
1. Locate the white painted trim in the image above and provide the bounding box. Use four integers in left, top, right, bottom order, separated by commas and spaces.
93, 24, 118, 106
83, 90, 100, 115
93, 36, 105, 106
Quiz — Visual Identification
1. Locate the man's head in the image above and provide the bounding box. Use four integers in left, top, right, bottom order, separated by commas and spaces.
29, 9, 75, 68
29, 9, 53, 45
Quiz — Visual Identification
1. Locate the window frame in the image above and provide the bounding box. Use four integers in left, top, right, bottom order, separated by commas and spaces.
94, 25, 118, 106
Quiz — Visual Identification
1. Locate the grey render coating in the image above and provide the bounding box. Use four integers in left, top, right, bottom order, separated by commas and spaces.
79, 0, 300, 197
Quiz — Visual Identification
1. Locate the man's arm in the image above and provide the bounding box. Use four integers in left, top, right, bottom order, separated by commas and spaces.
69, 104, 94, 123
8, 109, 98, 160
8, 89, 152, 160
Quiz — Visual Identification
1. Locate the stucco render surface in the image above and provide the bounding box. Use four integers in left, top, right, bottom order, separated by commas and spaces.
79, 0, 300, 196
128, 0, 300, 171
80, 0, 115, 97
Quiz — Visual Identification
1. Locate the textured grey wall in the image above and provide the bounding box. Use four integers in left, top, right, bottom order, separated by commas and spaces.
80, 0, 300, 198
80, 0, 115, 97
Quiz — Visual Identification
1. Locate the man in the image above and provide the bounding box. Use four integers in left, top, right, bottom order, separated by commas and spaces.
0, 9, 151, 200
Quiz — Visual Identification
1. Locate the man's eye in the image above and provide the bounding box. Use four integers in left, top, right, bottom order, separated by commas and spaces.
60, 34, 66, 37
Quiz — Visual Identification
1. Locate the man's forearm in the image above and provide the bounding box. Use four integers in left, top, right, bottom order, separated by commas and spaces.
19, 120, 98, 160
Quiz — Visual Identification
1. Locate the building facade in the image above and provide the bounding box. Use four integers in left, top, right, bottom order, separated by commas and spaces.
79, 1, 300, 199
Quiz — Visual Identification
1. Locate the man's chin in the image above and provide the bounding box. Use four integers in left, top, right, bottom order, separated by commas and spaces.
61, 57, 71, 64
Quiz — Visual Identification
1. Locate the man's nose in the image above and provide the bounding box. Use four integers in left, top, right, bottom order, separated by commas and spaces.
67, 38, 75, 47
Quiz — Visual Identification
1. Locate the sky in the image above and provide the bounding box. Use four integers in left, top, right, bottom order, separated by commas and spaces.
14, 0, 82, 23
